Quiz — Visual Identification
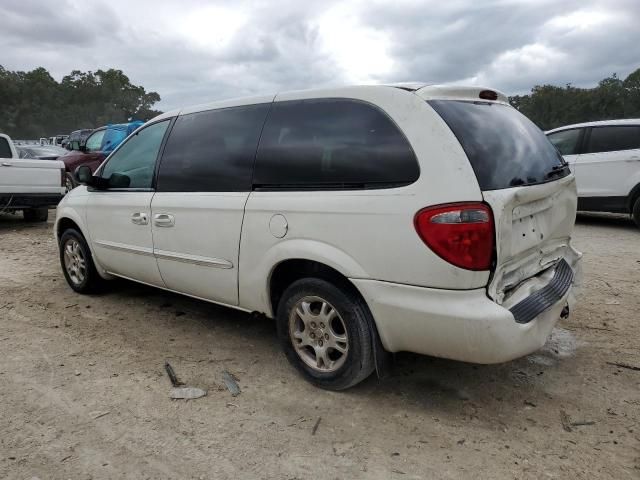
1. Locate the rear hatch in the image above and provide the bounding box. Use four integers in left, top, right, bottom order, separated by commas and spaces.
428, 98, 579, 304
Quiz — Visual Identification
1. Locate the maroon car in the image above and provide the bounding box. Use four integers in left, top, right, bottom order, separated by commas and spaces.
60, 127, 107, 191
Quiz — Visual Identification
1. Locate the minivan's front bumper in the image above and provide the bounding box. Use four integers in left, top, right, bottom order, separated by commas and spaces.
352, 257, 582, 364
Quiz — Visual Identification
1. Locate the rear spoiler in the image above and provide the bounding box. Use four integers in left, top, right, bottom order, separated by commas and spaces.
414, 85, 509, 104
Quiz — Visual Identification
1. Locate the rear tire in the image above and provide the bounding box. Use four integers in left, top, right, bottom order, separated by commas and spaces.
632, 197, 640, 228
59, 228, 102, 293
23, 208, 48, 222
276, 278, 375, 390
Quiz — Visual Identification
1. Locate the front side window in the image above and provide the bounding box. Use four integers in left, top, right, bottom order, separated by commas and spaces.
101, 120, 170, 189
547, 128, 582, 156
157, 104, 269, 192
586, 126, 640, 154
85, 129, 106, 152
253, 99, 419, 189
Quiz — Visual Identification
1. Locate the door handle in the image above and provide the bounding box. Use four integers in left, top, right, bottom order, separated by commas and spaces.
1, 162, 11, 166
153, 213, 175, 227
131, 212, 148, 225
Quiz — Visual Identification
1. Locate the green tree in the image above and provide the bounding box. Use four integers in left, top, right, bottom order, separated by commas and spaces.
510, 68, 640, 130
0, 66, 162, 138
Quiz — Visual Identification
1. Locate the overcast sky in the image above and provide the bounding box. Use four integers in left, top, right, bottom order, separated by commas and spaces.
2, 0, 639, 110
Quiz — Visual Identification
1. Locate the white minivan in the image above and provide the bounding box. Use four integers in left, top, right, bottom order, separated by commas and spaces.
546, 119, 640, 227
55, 85, 582, 390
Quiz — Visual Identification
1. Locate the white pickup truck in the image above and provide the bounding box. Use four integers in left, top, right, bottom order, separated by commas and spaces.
0, 133, 66, 221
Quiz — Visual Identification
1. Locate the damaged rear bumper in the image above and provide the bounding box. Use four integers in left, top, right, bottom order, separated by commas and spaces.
352, 248, 583, 364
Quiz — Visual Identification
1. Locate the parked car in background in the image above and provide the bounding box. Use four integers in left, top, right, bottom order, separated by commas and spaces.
0, 133, 66, 221
56, 85, 582, 390
60, 127, 106, 191
48, 135, 68, 147
65, 129, 94, 151
101, 121, 144, 154
60, 121, 143, 191
17, 144, 68, 160
547, 119, 640, 227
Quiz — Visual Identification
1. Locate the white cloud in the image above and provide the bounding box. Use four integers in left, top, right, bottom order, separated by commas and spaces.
315, 3, 395, 83
177, 6, 248, 50
468, 43, 568, 91
545, 9, 615, 32
0, 0, 639, 110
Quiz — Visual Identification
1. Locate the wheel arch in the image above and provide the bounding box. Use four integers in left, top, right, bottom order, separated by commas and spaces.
267, 257, 391, 378
55, 210, 113, 280
628, 182, 640, 212
269, 259, 362, 319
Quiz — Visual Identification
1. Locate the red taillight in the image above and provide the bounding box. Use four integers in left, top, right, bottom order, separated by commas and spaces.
414, 203, 494, 271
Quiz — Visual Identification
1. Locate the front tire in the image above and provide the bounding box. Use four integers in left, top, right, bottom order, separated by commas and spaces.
23, 208, 48, 222
59, 229, 102, 293
276, 278, 375, 390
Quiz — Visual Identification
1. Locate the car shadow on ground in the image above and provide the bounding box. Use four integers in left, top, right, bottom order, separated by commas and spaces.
575, 211, 637, 230
0, 211, 54, 230
102, 276, 571, 422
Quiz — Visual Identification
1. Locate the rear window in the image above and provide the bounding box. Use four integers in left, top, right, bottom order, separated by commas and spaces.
586, 126, 640, 153
429, 100, 568, 190
254, 99, 418, 189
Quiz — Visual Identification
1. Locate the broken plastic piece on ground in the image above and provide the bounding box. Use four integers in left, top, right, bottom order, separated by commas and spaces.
164, 360, 184, 387
169, 387, 207, 400
222, 370, 241, 396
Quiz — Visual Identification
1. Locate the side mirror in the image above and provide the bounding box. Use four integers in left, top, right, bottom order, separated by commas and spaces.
107, 173, 131, 189
74, 165, 94, 185
79, 144, 88, 153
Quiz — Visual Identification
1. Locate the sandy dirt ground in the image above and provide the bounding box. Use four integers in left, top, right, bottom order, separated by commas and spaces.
0, 210, 638, 479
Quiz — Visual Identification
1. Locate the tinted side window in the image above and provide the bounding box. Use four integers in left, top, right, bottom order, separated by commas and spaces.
157, 104, 270, 192
586, 126, 640, 153
101, 120, 170, 189
547, 128, 582, 156
0, 137, 12, 158
85, 130, 105, 152
254, 99, 418, 189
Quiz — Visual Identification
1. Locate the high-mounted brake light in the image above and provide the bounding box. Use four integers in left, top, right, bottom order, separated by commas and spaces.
414, 203, 494, 271
479, 90, 498, 101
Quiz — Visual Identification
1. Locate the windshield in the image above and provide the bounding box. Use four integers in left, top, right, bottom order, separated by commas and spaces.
429, 100, 568, 190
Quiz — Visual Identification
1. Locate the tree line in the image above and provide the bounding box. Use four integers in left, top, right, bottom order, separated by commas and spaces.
1, 65, 639, 138
0, 66, 162, 139
510, 68, 640, 131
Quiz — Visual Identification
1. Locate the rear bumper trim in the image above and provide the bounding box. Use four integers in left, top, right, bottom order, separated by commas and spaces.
509, 259, 574, 324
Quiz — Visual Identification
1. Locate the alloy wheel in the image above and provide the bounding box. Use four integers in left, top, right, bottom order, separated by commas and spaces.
63, 239, 86, 285
288, 296, 349, 373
